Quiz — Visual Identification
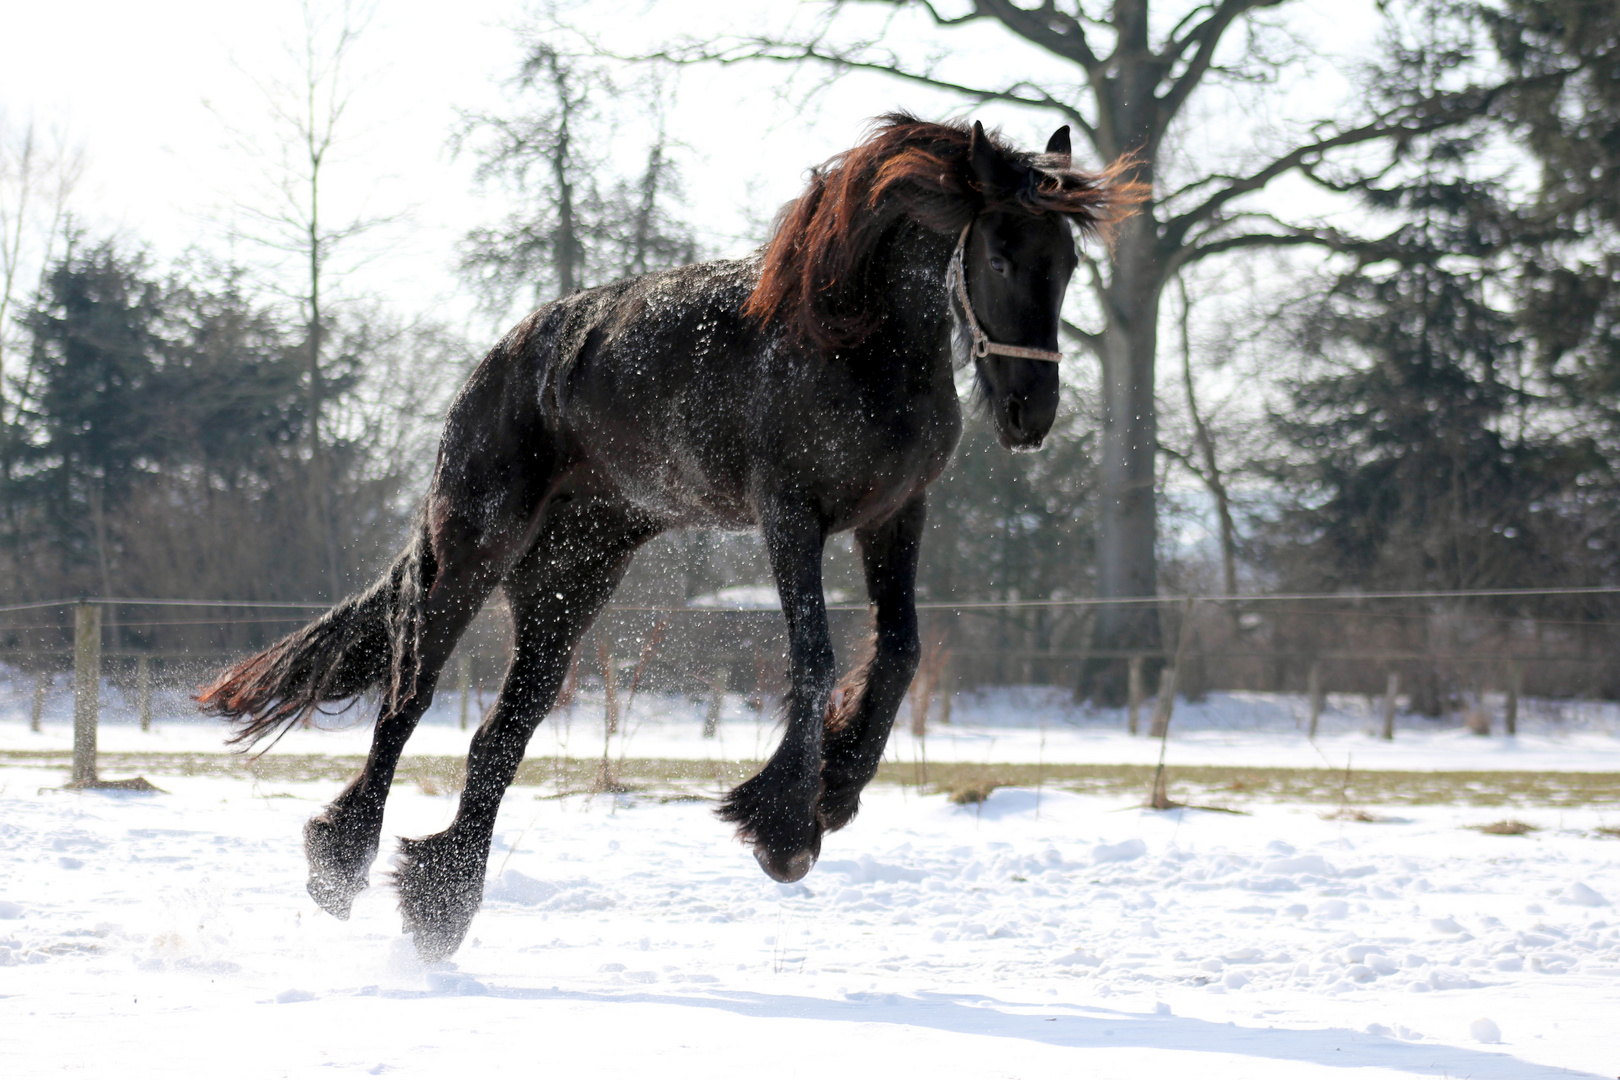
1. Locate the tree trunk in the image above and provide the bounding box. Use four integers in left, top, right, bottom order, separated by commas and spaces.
547, 55, 579, 297
1080, 9, 1169, 704
1086, 210, 1166, 702
630, 141, 664, 277
306, 158, 342, 598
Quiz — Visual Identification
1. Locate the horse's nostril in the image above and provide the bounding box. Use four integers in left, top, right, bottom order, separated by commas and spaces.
1006, 399, 1024, 434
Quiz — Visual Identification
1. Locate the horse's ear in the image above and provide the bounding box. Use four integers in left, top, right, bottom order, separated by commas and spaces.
1045, 125, 1072, 165
968, 120, 1021, 197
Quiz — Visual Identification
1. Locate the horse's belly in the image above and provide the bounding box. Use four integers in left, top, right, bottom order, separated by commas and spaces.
597, 437, 754, 529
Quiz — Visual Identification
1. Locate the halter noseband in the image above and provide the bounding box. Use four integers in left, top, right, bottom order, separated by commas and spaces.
946, 222, 1064, 365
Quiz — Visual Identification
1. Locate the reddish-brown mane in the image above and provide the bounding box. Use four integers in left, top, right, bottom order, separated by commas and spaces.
745, 113, 1144, 352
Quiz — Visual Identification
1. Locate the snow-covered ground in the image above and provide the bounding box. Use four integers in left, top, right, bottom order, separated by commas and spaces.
1, 766, 1616, 1078
5, 680, 1620, 773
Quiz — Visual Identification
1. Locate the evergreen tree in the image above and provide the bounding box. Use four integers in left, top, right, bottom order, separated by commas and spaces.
917, 405, 1099, 685
9, 240, 165, 595
1487, 0, 1620, 423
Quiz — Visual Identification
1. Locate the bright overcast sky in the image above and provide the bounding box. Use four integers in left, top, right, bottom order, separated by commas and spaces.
2, 0, 1386, 341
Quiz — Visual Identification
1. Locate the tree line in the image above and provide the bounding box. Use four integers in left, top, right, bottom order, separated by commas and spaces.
3, 0, 1619, 707
0, 240, 461, 643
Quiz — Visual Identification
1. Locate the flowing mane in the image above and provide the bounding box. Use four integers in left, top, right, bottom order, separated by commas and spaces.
745, 113, 1142, 352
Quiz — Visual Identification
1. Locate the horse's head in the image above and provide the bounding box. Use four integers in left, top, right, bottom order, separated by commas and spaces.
959, 123, 1081, 451
744, 114, 1142, 446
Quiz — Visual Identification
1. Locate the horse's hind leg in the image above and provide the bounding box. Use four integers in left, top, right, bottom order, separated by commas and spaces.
818, 496, 924, 831
303, 555, 498, 918
393, 500, 652, 960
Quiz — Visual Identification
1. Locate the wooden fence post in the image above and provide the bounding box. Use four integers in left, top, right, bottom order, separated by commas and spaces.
72, 602, 101, 785
1504, 661, 1520, 737
458, 652, 472, 731
1127, 655, 1144, 735
601, 641, 619, 736
910, 643, 936, 739
703, 664, 727, 738
1307, 661, 1323, 739
31, 673, 47, 733
1381, 671, 1398, 741
595, 639, 621, 793
1148, 664, 1177, 739
136, 655, 152, 733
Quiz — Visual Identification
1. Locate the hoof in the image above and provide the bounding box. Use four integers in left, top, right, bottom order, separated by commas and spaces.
815, 781, 863, 834
719, 764, 825, 883
392, 833, 486, 962
303, 813, 376, 920
755, 844, 817, 883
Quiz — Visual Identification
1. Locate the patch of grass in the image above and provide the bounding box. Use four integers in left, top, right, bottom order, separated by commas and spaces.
416, 774, 461, 797
1321, 807, 1379, 822
946, 780, 1001, 806
4, 750, 1619, 808
1598, 825, 1620, 838
1471, 819, 1539, 835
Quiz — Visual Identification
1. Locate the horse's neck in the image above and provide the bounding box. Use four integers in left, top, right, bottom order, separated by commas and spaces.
871, 221, 956, 364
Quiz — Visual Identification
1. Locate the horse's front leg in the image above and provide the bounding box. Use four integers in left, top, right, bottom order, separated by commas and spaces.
719, 501, 834, 883
819, 495, 924, 832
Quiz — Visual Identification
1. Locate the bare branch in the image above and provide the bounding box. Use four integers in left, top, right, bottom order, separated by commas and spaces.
1162, 3, 1220, 54
1161, 114, 1439, 251
973, 0, 1106, 73
911, 0, 984, 28
1169, 226, 1353, 272
1156, 440, 1206, 481
1156, 0, 1287, 133
617, 33, 1099, 145
1162, 70, 1569, 252
1061, 317, 1103, 356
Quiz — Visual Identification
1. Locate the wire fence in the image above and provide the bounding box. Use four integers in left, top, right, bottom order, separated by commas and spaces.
8, 585, 1620, 786
4, 586, 1620, 719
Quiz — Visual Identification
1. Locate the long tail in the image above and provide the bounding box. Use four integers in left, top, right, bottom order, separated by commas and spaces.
197, 521, 437, 749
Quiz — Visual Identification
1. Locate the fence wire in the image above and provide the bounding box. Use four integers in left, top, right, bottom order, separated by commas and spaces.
3, 587, 1620, 713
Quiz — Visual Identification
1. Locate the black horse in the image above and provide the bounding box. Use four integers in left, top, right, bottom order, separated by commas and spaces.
200, 114, 1141, 959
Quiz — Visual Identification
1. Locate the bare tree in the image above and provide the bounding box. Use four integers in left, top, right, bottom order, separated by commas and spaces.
1162, 273, 1239, 601
609, 0, 1494, 699
214, 0, 391, 597
456, 47, 698, 320
456, 45, 599, 313
0, 114, 83, 460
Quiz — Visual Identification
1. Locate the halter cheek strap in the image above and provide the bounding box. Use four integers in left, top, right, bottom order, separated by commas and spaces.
946, 223, 1064, 364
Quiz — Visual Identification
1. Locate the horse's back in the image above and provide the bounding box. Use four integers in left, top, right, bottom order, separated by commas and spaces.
473, 250, 958, 536
501, 257, 769, 528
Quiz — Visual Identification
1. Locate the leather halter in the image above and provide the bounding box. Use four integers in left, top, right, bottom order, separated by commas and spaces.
946, 222, 1064, 365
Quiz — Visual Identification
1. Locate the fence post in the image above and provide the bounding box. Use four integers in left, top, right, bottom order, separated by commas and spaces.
704, 664, 728, 738
31, 672, 47, 733
1381, 671, 1398, 741
136, 655, 152, 733
1504, 661, 1520, 737
1148, 664, 1177, 739
601, 641, 619, 736
1307, 661, 1323, 739
910, 648, 935, 739
458, 652, 472, 732
72, 602, 102, 785
1127, 655, 1144, 735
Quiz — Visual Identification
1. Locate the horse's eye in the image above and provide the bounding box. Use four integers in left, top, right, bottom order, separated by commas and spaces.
988, 256, 1009, 275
